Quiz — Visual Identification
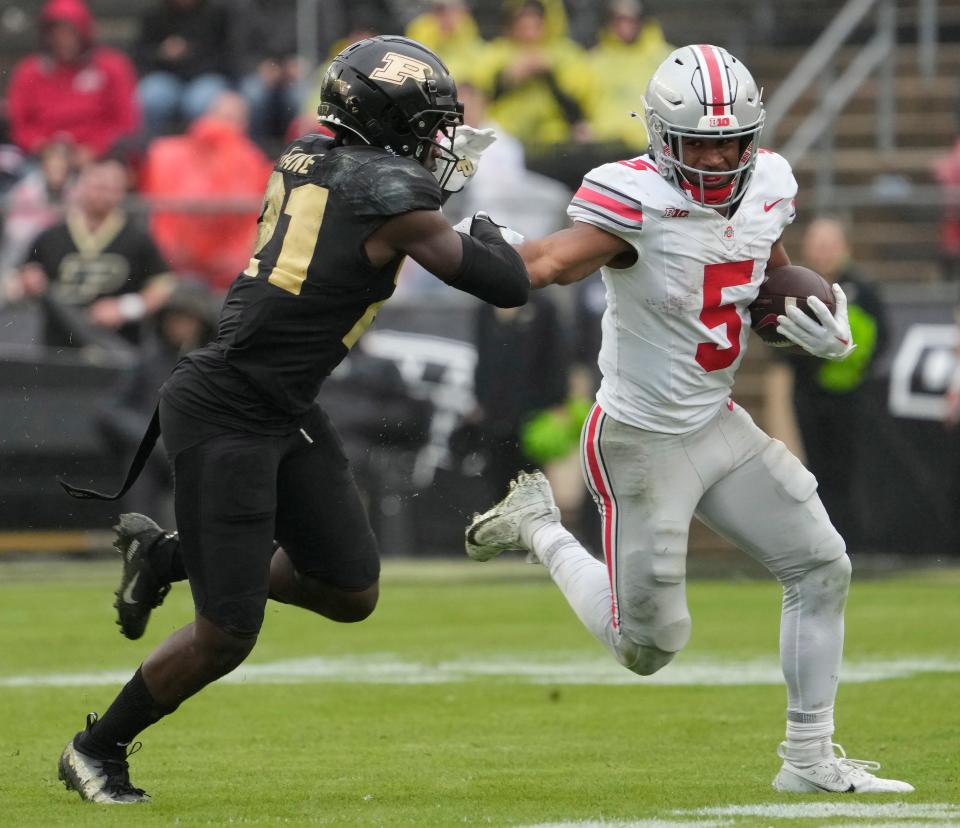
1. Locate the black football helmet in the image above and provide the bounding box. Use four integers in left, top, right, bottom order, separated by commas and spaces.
318, 35, 464, 187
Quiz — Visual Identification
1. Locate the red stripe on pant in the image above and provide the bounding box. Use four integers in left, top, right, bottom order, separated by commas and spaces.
584, 403, 618, 630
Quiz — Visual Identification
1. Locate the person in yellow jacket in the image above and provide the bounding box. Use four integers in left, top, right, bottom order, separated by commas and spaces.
473, 0, 596, 152
588, 0, 673, 151
404, 0, 485, 81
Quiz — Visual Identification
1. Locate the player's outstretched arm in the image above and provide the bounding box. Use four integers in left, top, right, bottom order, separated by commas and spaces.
368, 209, 529, 307
519, 222, 632, 288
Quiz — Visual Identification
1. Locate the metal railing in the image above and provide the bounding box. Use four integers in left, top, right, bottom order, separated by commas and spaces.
763, 0, 941, 211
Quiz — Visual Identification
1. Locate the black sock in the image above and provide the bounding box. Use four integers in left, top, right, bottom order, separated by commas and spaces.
150, 533, 187, 583
77, 667, 178, 759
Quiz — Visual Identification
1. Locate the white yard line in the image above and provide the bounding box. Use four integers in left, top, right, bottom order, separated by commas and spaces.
1, 655, 958, 688
521, 803, 960, 827
683, 803, 960, 819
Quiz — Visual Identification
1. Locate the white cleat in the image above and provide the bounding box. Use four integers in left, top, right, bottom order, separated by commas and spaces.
772, 742, 914, 794
465, 471, 560, 562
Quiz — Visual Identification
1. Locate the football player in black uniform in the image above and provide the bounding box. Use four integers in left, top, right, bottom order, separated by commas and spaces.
58, 36, 529, 804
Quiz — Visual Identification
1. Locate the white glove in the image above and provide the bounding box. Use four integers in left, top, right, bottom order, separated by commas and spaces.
776, 283, 856, 360
452, 211, 525, 245
440, 126, 497, 193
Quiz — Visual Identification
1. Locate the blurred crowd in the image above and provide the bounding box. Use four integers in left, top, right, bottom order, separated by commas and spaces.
0, 0, 672, 309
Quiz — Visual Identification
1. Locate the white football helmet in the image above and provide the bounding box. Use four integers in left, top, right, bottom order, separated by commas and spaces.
643, 44, 764, 209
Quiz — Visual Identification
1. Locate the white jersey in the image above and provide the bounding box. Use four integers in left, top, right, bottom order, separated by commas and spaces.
567, 151, 797, 434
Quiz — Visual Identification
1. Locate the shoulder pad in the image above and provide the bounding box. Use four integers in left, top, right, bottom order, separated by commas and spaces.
753, 150, 798, 198
325, 147, 442, 217
567, 159, 655, 235
282, 133, 335, 156
748, 150, 799, 224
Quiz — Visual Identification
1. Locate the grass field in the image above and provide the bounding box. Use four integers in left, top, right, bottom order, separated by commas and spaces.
1, 557, 958, 827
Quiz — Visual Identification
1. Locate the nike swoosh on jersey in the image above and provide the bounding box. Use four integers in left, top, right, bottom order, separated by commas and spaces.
122, 572, 141, 605
763, 198, 784, 212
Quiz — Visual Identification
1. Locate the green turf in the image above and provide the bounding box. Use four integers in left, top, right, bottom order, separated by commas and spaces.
1, 558, 958, 826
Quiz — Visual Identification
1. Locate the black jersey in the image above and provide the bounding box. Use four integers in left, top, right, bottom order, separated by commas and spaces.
25, 210, 169, 346
162, 135, 442, 433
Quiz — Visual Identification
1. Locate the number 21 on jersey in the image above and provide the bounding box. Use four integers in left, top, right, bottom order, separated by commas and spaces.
695, 260, 754, 372
244, 171, 329, 296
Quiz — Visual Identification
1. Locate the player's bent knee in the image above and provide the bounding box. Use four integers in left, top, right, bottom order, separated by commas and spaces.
627, 645, 677, 676
335, 587, 378, 623
817, 553, 852, 600
613, 619, 690, 677
314, 580, 379, 623
612, 635, 677, 675
195, 614, 259, 675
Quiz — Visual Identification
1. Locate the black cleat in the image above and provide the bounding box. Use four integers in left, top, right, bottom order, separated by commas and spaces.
113, 513, 173, 640
58, 713, 150, 804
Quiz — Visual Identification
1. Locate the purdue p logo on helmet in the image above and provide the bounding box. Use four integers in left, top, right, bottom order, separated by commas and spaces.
369, 52, 434, 86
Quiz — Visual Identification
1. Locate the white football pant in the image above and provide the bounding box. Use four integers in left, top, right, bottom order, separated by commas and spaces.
534, 400, 850, 719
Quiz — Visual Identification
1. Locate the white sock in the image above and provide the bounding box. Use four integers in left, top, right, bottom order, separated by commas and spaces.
784, 708, 835, 766
528, 522, 618, 651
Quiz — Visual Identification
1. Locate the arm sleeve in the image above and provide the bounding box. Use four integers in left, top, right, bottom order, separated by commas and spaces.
443, 217, 529, 308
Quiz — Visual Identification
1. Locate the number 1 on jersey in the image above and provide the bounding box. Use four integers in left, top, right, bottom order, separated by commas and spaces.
695, 260, 754, 372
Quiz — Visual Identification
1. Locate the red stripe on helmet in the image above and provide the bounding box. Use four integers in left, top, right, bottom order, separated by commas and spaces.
697, 45, 727, 116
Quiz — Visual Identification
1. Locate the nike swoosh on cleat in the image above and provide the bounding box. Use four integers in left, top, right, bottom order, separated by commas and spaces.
763, 198, 784, 212
122, 572, 141, 605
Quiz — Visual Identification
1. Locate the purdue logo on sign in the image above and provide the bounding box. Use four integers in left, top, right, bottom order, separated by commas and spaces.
369, 52, 433, 85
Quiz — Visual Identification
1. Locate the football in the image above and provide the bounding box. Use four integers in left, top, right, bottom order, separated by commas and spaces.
749, 265, 835, 346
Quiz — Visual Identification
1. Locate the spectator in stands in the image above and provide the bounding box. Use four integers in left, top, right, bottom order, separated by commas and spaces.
0, 108, 27, 197
588, 0, 673, 151
6, 0, 140, 163
0, 139, 78, 285
135, 0, 233, 137
139, 92, 273, 293
789, 217, 888, 545
932, 134, 960, 281
404, 0, 485, 80
231, 0, 306, 146
7, 157, 173, 348
473, 0, 596, 152
97, 279, 217, 527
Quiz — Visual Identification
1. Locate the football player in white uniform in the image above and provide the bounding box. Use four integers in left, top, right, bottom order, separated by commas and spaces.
466, 44, 913, 794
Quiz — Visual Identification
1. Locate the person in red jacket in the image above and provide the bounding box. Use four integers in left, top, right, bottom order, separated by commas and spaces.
6, 0, 141, 163
139, 91, 273, 292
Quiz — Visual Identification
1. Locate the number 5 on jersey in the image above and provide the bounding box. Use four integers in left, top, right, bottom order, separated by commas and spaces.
695, 260, 754, 372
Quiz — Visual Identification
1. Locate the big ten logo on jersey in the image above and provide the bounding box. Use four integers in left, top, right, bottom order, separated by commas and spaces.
663, 207, 689, 218
370, 52, 433, 86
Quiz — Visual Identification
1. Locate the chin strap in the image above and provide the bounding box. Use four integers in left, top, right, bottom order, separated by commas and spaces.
680, 178, 735, 205
677, 141, 754, 206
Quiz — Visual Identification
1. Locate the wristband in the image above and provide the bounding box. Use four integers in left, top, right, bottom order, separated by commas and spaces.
117, 293, 147, 322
